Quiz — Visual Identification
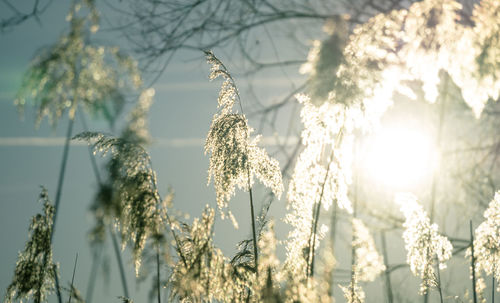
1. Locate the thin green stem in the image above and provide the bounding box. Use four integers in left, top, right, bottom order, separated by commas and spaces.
156, 245, 161, 303
327, 200, 338, 298
78, 110, 102, 186
68, 253, 78, 303
470, 220, 478, 303
307, 147, 336, 279
426, 78, 448, 303
349, 197, 358, 302
85, 246, 102, 303
147, 158, 188, 269
349, 137, 361, 301
381, 231, 394, 303
51, 115, 75, 242
309, 194, 323, 277
430, 75, 448, 223
80, 112, 131, 299
110, 228, 130, 298
492, 274, 495, 303
54, 264, 63, 303
249, 186, 259, 277
436, 260, 444, 303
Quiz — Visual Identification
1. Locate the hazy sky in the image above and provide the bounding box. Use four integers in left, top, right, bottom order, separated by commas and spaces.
0, 2, 307, 302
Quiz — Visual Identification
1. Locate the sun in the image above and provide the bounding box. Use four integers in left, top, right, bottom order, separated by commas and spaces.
361, 126, 437, 190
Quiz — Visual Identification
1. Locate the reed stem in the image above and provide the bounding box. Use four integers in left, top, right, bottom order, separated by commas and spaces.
110, 228, 130, 298
85, 246, 102, 303
68, 253, 79, 303
436, 260, 444, 303
470, 220, 478, 303
248, 186, 259, 277
381, 231, 394, 303
156, 245, 161, 303
80, 112, 131, 299
51, 115, 75, 241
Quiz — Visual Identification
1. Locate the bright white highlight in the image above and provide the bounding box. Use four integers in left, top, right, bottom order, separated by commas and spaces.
362, 126, 436, 189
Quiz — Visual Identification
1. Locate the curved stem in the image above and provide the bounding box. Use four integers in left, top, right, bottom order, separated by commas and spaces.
307, 150, 334, 279
308, 130, 344, 279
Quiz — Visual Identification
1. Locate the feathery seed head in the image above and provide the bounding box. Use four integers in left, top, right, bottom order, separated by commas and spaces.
5, 187, 57, 303
204, 51, 283, 225
396, 193, 452, 294
171, 207, 249, 302
75, 132, 165, 275
473, 191, 500, 292
351, 218, 385, 282
15, 0, 142, 128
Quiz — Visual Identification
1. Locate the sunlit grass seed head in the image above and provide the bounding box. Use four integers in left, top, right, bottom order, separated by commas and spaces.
204, 51, 283, 225
473, 191, 500, 292
5, 187, 57, 303
75, 132, 164, 275
121, 88, 155, 145
15, 0, 142, 128
339, 219, 385, 303
86, 89, 155, 248
396, 193, 453, 294
256, 222, 281, 298
340, 279, 365, 303
171, 207, 249, 302
285, 94, 354, 278
351, 218, 385, 282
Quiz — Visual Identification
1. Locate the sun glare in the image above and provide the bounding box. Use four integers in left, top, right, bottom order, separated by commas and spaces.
362, 127, 437, 189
